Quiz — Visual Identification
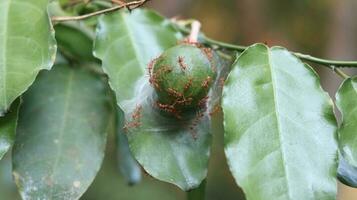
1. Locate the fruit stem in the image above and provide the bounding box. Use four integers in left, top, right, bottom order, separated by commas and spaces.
188, 21, 201, 43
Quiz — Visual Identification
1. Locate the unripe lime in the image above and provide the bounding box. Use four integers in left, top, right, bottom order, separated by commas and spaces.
149, 44, 216, 114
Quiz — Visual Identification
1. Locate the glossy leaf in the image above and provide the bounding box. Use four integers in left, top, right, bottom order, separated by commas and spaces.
12, 64, 111, 200
222, 44, 338, 200
336, 77, 357, 167
0, 99, 20, 160
116, 107, 142, 185
0, 0, 57, 116
0, 153, 22, 200
338, 155, 357, 188
94, 9, 212, 190
54, 23, 97, 62
124, 85, 211, 191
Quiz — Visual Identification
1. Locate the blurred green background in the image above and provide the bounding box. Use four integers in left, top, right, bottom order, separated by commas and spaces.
1, 0, 357, 199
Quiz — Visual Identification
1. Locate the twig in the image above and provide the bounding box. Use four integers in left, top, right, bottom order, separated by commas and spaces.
173, 22, 357, 70
51, 0, 151, 22
332, 66, 350, 79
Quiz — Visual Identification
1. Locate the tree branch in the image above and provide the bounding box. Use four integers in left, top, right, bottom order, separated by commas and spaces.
173, 22, 357, 70
51, 0, 151, 22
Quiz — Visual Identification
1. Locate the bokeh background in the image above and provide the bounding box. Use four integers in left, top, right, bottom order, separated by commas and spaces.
1, 0, 357, 199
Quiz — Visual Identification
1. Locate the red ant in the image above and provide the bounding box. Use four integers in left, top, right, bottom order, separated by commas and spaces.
209, 104, 221, 116
148, 58, 161, 90
178, 56, 187, 71
189, 111, 205, 140
131, 105, 142, 120
174, 97, 193, 106
158, 65, 173, 74
198, 96, 209, 108
155, 101, 182, 119
201, 76, 212, 89
201, 47, 213, 61
219, 77, 225, 88
177, 38, 199, 46
184, 78, 193, 92
167, 88, 184, 98
200, 47, 217, 73
123, 105, 142, 132
148, 59, 173, 91
147, 58, 155, 77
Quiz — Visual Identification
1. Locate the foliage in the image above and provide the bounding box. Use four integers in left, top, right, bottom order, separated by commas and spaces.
222, 44, 337, 199
0, 1, 356, 200
0, 0, 56, 116
12, 64, 111, 199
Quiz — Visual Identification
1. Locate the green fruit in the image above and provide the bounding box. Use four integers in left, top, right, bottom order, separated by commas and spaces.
149, 44, 216, 116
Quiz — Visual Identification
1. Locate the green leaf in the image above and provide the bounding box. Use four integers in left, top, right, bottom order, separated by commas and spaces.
12, 64, 111, 200
94, 9, 212, 190
0, 0, 57, 116
54, 23, 97, 62
338, 156, 357, 188
116, 107, 142, 185
336, 77, 357, 188
222, 44, 338, 200
0, 99, 20, 160
0, 154, 22, 200
336, 77, 357, 167
124, 88, 211, 191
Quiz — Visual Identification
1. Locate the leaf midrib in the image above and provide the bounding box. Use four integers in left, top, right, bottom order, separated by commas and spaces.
266, 48, 292, 199
120, 12, 145, 71
48, 69, 75, 196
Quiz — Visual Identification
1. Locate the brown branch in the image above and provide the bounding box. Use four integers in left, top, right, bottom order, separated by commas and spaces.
51, 0, 151, 22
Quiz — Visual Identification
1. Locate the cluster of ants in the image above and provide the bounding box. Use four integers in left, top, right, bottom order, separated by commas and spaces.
124, 45, 223, 138
148, 54, 212, 117
123, 105, 142, 132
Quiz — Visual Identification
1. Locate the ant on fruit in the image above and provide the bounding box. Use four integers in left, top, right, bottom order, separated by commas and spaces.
148, 58, 161, 90
178, 56, 187, 71
201, 47, 213, 61
198, 96, 209, 108
173, 97, 193, 106
201, 76, 212, 89
155, 101, 182, 119
167, 88, 184, 98
184, 78, 193, 92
